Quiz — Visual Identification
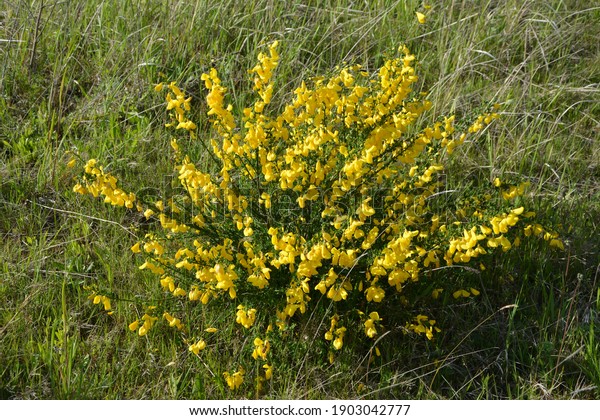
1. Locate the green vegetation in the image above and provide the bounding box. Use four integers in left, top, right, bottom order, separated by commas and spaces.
1, 0, 598, 399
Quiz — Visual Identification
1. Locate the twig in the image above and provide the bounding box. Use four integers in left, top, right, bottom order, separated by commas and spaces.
30, 200, 138, 238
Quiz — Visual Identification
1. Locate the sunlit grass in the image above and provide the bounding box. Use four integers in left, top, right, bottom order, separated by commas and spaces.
1, 0, 598, 399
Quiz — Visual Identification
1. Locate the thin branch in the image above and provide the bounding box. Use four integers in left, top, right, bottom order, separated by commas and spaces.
30, 200, 139, 238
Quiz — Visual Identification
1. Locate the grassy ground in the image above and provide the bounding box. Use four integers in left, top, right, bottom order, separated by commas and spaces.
1, 0, 599, 399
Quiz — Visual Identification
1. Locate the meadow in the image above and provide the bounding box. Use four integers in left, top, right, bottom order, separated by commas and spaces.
0, 0, 599, 399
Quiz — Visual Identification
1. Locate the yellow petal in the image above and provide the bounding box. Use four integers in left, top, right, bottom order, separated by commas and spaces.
263, 364, 272, 380
511, 206, 524, 215
416, 12, 426, 24
452, 289, 470, 299
333, 337, 343, 350
196, 340, 206, 351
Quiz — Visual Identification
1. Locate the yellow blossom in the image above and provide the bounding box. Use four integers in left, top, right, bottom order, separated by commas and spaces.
128, 320, 139, 332
364, 312, 381, 338
223, 368, 244, 390
236, 305, 257, 328
453, 289, 470, 299
263, 364, 272, 380
189, 340, 206, 355
365, 285, 385, 302
252, 337, 270, 360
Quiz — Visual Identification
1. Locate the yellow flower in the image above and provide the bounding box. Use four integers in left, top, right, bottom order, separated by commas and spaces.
90, 294, 112, 313
332, 326, 347, 350
138, 313, 158, 336
432, 288, 443, 299
363, 312, 382, 338
72, 184, 87, 195
263, 364, 272, 380
252, 337, 270, 360
452, 289, 470, 299
236, 305, 257, 328
176, 120, 196, 130
163, 312, 183, 330
189, 340, 207, 355
333, 338, 343, 350
326, 283, 349, 301
416, 12, 427, 24
248, 273, 269, 289
365, 285, 385, 302
223, 368, 244, 390
512, 206, 524, 215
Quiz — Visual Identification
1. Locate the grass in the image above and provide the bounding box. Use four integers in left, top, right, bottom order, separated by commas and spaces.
1, 0, 599, 399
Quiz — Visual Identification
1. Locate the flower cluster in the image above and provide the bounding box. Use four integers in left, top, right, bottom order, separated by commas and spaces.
73, 160, 138, 209
85, 287, 113, 316
128, 306, 159, 336
72, 41, 563, 391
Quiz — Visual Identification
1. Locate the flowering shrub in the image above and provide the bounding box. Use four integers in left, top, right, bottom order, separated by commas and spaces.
73, 41, 563, 390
